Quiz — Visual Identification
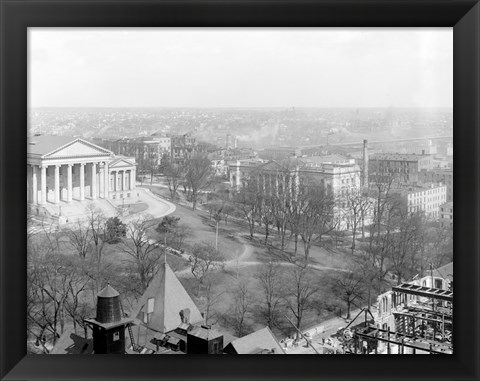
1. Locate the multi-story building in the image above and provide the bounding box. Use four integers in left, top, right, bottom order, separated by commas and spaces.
394, 184, 447, 218
171, 132, 197, 163
418, 168, 453, 202
439, 201, 453, 227
229, 158, 361, 199
369, 153, 434, 184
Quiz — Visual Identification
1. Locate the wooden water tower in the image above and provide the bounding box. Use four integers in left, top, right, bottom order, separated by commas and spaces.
84, 284, 134, 354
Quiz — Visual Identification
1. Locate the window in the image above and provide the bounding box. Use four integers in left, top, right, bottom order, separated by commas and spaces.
113, 331, 120, 341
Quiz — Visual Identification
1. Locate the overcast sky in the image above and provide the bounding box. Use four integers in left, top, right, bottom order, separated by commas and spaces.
28, 28, 452, 108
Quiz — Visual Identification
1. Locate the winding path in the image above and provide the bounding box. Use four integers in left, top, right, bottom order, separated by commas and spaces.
174, 235, 350, 277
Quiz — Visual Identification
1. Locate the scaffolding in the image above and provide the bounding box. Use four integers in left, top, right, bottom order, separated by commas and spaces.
351, 283, 453, 355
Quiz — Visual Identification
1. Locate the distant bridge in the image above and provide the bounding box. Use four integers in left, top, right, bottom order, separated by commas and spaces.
266, 135, 453, 151
329, 135, 452, 147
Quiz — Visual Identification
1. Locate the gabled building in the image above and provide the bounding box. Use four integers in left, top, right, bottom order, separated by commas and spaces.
27, 135, 136, 206
130, 262, 204, 336
224, 326, 285, 354
127, 262, 204, 352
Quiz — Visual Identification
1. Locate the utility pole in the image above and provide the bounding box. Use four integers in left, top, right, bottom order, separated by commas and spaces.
215, 220, 218, 251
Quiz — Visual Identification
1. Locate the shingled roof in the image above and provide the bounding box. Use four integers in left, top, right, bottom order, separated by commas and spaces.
224, 327, 285, 354
129, 263, 204, 334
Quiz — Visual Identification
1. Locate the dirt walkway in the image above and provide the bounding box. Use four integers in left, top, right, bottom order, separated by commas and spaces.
175, 235, 350, 277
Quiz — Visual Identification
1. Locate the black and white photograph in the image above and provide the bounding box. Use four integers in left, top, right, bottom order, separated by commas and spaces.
27, 28, 453, 355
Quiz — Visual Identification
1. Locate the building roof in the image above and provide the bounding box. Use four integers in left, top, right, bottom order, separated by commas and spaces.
97, 284, 119, 298
225, 327, 285, 354
129, 263, 204, 334
371, 153, 431, 162
28, 135, 77, 156
222, 333, 239, 348
50, 331, 94, 355
431, 262, 453, 280
188, 326, 223, 340
27, 135, 112, 158
302, 155, 351, 166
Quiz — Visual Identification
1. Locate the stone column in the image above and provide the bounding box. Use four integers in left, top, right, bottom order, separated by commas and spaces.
67, 164, 73, 202
54, 165, 60, 204
40, 165, 47, 205
31, 165, 38, 204
79, 163, 85, 201
99, 164, 105, 198
275, 174, 279, 197
91, 162, 97, 199
104, 162, 109, 199
130, 167, 136, 190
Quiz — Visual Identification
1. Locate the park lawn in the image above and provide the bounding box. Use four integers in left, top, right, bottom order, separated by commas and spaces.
147, 202, 245, 262
178, 263, 340, 341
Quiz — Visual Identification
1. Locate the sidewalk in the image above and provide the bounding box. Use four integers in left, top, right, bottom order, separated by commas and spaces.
286, 306, 376, 354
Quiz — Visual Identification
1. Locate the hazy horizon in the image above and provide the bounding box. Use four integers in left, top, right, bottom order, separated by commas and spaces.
29, 28, 453, 109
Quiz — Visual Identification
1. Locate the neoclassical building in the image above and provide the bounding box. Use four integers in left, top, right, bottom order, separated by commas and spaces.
27, 135, 137, 205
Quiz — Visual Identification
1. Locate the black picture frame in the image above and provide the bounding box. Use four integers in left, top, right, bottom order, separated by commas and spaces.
1, 1, 479, 380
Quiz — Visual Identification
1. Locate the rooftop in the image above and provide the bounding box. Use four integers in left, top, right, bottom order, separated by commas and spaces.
225, 326, 285, 355
371, 153, 432, 162
129, 263, 204, 334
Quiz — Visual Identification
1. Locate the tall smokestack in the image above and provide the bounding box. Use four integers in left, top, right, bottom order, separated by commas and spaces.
363, 139, 369, 188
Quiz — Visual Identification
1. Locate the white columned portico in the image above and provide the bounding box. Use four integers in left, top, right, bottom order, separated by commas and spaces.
91, 162, 97, 199
31, 165, 38, 204
40, 165, 47, 205
80, 163, 85, 201
54, 165, 60, 204
67, 164, 73, 202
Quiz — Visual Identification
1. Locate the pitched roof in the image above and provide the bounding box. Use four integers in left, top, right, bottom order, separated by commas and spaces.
28, 135, 76, 156
97, 284, 120, 298
431, 262, 453, 280
27, 135, 112, 158
129, 263, 204, 334
225, 327, 285, 354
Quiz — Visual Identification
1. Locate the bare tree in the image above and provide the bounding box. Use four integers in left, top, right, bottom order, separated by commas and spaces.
184, 154, 214, 210
296, 185, 334, 261
28, 251, 76, 346
255, 261, 285, 329
85, 204, 108, 294
164, 160, 184, 202
333, 269, 366, 320
343, 189, 373, 255
230, 281, 254, 337
66, 220, 92, 260
388, 210, 426, 284
284, 265, 318, 338
232, 178, 261, 240
188, 242, 224, 283
120, 215, 161, 293
199, 275, 226, 326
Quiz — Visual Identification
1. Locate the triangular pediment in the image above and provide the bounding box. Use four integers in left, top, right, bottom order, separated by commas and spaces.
109, 158, 135, 168
258, 161, 284, 172
45, 139, 112, 158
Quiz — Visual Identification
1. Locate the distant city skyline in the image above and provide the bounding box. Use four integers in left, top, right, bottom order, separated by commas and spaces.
29, 28, 452, 109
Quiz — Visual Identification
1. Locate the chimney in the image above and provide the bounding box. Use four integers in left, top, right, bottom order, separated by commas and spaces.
363, 139, 369, 188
